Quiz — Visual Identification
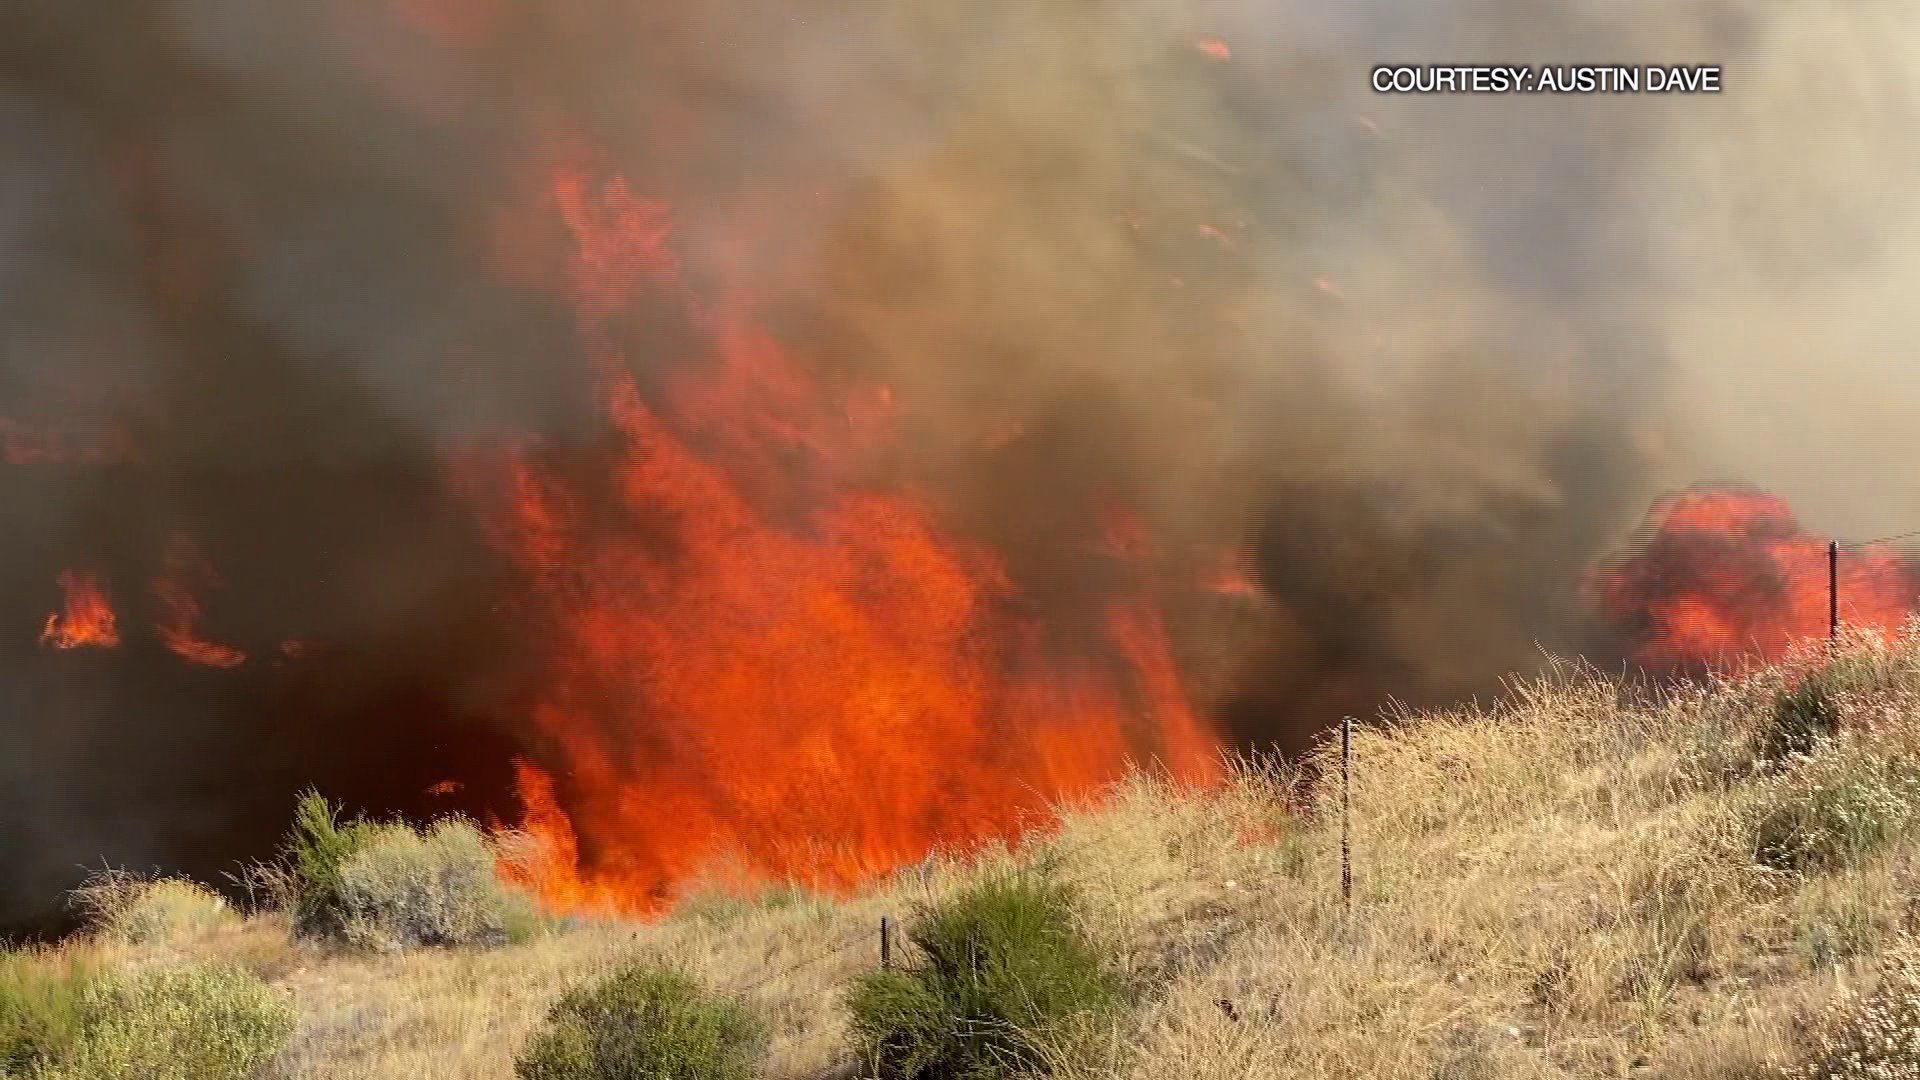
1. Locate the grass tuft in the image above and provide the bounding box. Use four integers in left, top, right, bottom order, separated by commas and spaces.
0, 948, 98, 1073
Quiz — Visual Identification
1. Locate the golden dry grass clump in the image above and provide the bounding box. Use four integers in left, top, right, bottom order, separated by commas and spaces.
68, 871, 241, 948
17, 624, 1920, 1079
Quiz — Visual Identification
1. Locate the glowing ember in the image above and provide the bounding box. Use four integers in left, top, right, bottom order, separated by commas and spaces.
470, 161, 1223, 914
41, 571, 120, 650
2, 418, 64, 465
1205, 552, 1262, 599
393, 0, 503, 50
1197, 223, 1235, 249
0, 418, 133, 466
1590, 485, 1920, 673
1195, 37, 1232, 61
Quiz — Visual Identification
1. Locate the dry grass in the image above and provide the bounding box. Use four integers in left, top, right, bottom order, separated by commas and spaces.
18, 627, 1920, 1079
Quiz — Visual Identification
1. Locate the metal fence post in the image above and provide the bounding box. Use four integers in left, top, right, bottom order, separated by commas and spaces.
1341, 715, 1353, 916
880, 915, 893, 970
1829, 539, 1840, 643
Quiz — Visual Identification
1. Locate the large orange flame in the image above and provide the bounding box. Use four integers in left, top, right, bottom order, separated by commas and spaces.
40, 571, 121, 650
470, 161, 1221, 913
1590, 485, 1920, 673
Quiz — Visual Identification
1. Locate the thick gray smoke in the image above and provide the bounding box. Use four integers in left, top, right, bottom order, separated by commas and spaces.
3, 0, 1916, 931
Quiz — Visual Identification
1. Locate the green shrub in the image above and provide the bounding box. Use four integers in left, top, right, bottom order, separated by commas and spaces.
502, 894, 556, 946
847, 870, 1121, 1080
333, 818, 542, 952
68, 871, 238, 946
53, 964, 295, 1080
1756, 643, 1908, 767
1758, 673, 1843, 765
2, 958, 293, 1080
514, 965, 767, 1080
281, 790, 390, 939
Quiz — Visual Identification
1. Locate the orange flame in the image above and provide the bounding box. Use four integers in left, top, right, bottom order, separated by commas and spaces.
41, 571, 120, 650
468, 161, 1222, 914
152, 538, 246, 668
1591, 486, 1920, 673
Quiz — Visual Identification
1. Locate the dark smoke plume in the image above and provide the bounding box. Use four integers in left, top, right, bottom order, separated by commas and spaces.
4, 0, 1917, 931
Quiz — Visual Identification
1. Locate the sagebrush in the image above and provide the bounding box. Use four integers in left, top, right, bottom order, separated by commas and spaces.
273, 791, 542, 950
848, 869, 1120, 1080
1748, 734, 1920, 874
514, 964, 767, 1080
334, 819, 544, 951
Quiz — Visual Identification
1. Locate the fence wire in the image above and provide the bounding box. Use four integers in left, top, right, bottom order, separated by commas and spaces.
735, 923, 877, 994
720, 805, 1287, 1000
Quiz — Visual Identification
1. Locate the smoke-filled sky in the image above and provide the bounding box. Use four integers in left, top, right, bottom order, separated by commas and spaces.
3, 0, 1918, 930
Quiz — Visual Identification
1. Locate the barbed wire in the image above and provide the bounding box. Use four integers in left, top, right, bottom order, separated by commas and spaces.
734, 923, 877, 995
719, 802, 1290, 999
1853, 527, 1920, 547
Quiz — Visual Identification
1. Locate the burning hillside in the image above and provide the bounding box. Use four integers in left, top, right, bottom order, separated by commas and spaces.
4, 162, 1235, 916
5, 0, 1920, 931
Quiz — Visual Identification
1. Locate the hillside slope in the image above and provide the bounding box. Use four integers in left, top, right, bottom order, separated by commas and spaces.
16, 629, 1920, 1079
